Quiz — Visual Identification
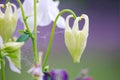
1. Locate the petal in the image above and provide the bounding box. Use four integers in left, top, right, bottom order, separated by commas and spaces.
81, 14, 89, 37
0, 4, 4, 17
48, 1, 66, 28
0, 36, 3, 48
3, 42, 24, 53
37, 12, 51, 26
74, 31, 86, 63
28, 65, 44, 78
37, 0, 51, 26
72, 17, 81, 31
50, 70, 57, 80
56, 16, 65, 29
0, 3, 18, 42
65, 15, 73, 30
22, 0, 33, 16
50, 69, 68, 80
10, 3, 18, 19
19, 0, 34, 31
56, 70, 68, 80
27, 16, 34, 32
48, 0, 60, 7
7, 57, 21, 73
48, 4, 59, 21
38, 77, 43, 80
5, 2, 13, 18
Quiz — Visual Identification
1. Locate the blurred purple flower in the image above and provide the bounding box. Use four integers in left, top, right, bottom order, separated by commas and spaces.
43, 69, 93, 80
43, 72, 51, 80
43, 69, 68, 80
75, 77, 93, 80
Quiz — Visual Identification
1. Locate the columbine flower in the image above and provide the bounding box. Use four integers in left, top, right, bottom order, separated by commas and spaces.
28, 52, 44, 80
65, 14, 89, 63
0, 2, 18, 42
19, 0, 65, 32
0, 36, 24, 73
50, 69, 68, 80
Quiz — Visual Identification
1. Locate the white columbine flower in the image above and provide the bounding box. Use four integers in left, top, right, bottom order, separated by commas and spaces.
65, 14, 89, 63
0, 2, 18, 42
19, 0, 65, 32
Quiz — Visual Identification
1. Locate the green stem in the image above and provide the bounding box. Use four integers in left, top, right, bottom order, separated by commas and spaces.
33, 0, 38, 80
42, 9, 76, 70
33, 0, 38, 64
17, 0, 33, 38
31, 37, 38, 64
18, 0, 38, 80
0, 50, 5, 80
1, 59, 5, 80
17, 0, 38, 63
33, 76, 38, 80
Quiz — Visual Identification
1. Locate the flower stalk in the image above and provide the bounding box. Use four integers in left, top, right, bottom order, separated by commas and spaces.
17, 0, 33, 38
17, 0, 39, 79
17, 0, 38, 64
33, 0, 38, 64
0, 50, 5, 80
42, 9, 77, 70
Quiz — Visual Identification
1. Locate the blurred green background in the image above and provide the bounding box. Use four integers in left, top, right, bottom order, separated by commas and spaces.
0, 0, 120, 80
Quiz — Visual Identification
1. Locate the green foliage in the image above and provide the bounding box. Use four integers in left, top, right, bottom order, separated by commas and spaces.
17, 33, 30, 42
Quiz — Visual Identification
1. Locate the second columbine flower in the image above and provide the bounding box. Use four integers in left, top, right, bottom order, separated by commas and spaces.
65, 14, 89, 63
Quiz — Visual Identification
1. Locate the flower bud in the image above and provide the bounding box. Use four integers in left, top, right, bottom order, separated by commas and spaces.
0, 2, 18, 42
65, 14, 89, 63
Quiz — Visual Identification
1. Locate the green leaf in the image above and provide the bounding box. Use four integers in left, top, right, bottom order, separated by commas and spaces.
17, 33, 30, 42
18, 30, 25, 34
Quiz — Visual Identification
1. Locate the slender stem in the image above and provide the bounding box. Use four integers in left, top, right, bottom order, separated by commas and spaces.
33, 0, 38, 64
42, 9, 76, 70
0, 50, 5, 80
31, 37, 38, 64
1, 59, 5, 80
33, 0, 38, 80
18, 0, 38, 80
17, 0, 38, 63
33, 76, 38, 80
17, 0, 33, 38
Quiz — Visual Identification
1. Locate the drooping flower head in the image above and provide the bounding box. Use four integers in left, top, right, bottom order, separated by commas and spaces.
0, 2, 18, 42
19, 0, 65, 32
65, 14, 89, 63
